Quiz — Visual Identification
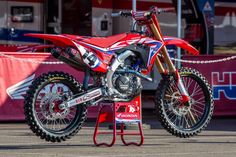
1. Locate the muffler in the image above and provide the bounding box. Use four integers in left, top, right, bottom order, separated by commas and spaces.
51, 47, 87, 71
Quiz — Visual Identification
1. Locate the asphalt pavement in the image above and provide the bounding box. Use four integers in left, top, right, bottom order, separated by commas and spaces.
0, 118, 235, 157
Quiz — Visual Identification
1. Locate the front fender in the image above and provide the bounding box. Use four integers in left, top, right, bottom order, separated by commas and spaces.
163, 36, 199, 55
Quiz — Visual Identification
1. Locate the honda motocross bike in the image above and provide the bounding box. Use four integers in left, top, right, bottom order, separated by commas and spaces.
24, 7, 214, 142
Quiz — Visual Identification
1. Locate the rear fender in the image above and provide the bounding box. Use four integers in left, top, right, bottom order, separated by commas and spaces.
163, 36, 199, 55
25, 33, 76, 47
25, 33, 108, 73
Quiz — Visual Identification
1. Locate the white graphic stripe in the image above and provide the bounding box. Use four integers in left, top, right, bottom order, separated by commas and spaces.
6, 74, 35, 99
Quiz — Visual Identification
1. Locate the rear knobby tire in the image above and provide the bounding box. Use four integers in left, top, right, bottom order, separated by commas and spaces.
24, 71, 87, 142
155, 67, 214, 138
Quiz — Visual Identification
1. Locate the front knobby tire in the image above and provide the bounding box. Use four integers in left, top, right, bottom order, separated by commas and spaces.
155, 67, 214, 138
24, 71, 87, 142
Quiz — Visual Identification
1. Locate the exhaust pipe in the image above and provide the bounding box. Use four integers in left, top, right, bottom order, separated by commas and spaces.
51, 47, 86, 71
106, 50, 135, 93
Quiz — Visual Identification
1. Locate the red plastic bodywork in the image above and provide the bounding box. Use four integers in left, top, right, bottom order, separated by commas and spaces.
25, 34, 76, 47
25, 33, 199, 75
82, 33, 127, 48
25, 10, 199, 91
25, 33, 164, 73
163, 36, 199, 55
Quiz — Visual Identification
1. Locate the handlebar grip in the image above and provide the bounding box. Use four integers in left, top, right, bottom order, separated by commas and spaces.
111, 11, 132, 17
111, 12, 121, 17
121, 11, 132, 17
157, 8, 175, 14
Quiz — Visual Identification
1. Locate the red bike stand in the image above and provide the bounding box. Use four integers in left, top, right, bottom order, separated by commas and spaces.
93, 95, 144, 147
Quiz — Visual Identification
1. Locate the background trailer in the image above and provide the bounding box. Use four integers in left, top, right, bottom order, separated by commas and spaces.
1, 0, 234, 52
0, 0, 236, 120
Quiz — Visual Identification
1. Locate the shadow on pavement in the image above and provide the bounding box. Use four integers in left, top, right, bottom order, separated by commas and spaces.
0, 144, 95, 150
205, 117, 236, 132
0, 143, 169, 150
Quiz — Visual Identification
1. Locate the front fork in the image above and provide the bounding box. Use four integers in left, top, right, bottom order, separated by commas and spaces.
149, 20, 190, 106
155, 50, 196, 123
155, 46, 190, 105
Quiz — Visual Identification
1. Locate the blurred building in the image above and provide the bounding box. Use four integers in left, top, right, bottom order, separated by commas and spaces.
0, 0, 235, 50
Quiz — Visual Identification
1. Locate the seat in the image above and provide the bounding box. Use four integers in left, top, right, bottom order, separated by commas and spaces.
83, 33, 127, 48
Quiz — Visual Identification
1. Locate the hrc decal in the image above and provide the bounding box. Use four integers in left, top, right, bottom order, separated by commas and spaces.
6, 74, 35, 99
212, 72, 236, 100
147, 42, 163, 67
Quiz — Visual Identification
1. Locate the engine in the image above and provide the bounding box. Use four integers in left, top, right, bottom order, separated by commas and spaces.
111, 69, 142, 100
105, 49, 147, 101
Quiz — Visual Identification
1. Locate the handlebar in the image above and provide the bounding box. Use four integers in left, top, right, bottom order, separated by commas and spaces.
111, 11, 132, 17
111, 7, 174, 18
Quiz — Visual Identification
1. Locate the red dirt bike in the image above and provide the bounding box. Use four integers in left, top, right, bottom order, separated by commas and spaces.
24, 7, 213, 142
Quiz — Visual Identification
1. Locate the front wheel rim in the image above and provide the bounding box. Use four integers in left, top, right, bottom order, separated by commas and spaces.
163, 75, 210, 131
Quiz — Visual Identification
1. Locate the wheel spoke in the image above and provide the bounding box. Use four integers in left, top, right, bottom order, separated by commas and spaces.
179, 116, 184, 129
61, 118, 68, 126
192, 103, 205, 111
194, 96, 205, 103
183, 115, 190, 128
186, 78, 193, 90
34, 82, 78, 132
193, 100, 205, 109
191, 107, 204, 115
190, 108, 201, 121
168, 113, 176, 121
191, 87, 202, 97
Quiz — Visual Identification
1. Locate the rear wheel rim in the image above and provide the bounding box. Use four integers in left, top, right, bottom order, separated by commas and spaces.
34, 82, 78, 133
